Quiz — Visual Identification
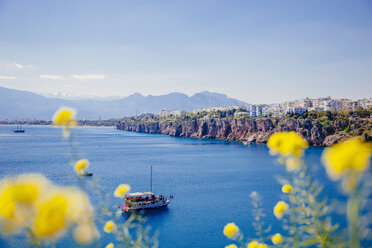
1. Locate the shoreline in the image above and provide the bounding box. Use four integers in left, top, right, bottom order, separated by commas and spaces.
116, 117, 371, 146
0, 124, 115, 128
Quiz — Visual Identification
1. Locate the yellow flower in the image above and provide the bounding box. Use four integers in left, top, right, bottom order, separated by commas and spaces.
105, 243, 114, 248
114, 184, 131, 198
75, 159, 89, 175
322, 138, 371, 180
0, 174, 49, 221
225, 245, 238, 248
34, 194, 68, 237
0, 174, 96, 238
247, 241, 268, 248
271, 233, 283, 244
223, 222, 240, 238
0, 201, 16, 219
285, 157, 301, 171
64, 188, 94, 223
73, 222, 99, 244
0, 184, 38, 219
282, 184, 293, 194
273, 201, 288, 219
33, 187, 96, 240
267, 131, 308, 158
3, 184, 39, 204
247, 241, 259, 248
53, 107, 77, 127
104, 220, 116, 233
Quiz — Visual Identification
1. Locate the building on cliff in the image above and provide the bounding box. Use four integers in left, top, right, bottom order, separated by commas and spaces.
249, 104, 266, 117
159, 109, 187, 117
193, 105, 247, 114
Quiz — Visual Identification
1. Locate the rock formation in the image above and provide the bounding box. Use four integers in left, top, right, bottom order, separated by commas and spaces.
117, 117, 371, 146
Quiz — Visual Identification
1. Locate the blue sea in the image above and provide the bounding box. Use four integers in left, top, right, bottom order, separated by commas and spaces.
0, 125, 346, 247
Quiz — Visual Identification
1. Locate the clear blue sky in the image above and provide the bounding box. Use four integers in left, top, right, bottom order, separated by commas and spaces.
0, 0, 371, 103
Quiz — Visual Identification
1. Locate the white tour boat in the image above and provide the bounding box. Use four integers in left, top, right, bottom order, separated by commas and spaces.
121, 192, 171, 212
120, 165, 173, 212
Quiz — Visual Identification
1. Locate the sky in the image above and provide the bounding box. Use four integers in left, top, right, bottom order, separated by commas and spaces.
0, 0, 371, 104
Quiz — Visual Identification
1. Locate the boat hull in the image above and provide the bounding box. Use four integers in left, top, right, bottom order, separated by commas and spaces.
81, 172, 93, 176
122, 200, 170, 212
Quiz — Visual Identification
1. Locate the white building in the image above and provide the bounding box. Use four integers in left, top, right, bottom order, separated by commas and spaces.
249, 105, 257, 117
234, 111, 250, 117
287, 107, 307, 115
299, 98, 312, 108
159, 109, 169, 118
248, 105, 265, 117
321, 100, 341, 111
159, 109, 187, 117
193, 105, 247, 114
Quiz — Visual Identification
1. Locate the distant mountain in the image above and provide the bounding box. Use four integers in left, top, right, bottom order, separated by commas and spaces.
0, 86, 249, 120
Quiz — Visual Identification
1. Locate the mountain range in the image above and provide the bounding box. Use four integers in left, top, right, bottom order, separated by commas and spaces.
0, 86, 249, 120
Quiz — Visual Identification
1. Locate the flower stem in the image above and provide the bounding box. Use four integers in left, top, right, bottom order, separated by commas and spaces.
347, 187, 360, 248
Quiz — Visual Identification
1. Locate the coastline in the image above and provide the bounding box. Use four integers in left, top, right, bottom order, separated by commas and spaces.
117, 117, 371, 147
0, 124, 116, 128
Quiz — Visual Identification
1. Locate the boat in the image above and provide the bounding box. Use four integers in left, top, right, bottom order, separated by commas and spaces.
120, 165, 173, 212
121, 192, 171, 212
80, 171, 93, 176
13, 126, 25, 133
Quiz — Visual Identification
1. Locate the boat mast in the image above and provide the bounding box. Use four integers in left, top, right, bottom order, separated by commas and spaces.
150, 164, 152, 193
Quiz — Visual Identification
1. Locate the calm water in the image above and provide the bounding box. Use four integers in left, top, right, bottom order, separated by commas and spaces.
0, 125, 345, 247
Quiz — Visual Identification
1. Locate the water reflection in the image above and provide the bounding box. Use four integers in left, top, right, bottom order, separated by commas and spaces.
120, 206, 171, 221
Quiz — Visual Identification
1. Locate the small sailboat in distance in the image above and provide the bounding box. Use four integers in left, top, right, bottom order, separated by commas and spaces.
120, 165, 173, 212
13, 125, 25, 133
80, 170, 93, 176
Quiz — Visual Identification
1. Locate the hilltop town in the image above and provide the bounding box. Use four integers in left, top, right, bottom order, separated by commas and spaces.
158, 97, 372, 119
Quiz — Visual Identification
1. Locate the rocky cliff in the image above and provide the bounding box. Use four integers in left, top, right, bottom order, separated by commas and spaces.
117, 118, 371, 146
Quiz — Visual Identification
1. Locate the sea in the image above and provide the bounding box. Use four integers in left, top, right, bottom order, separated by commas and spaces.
0, 125, 347, 247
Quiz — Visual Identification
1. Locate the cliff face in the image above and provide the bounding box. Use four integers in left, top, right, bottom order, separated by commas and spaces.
117, 118, 371, 146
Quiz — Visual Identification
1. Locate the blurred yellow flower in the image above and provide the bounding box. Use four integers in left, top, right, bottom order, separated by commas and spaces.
114, 184, 131, 198
104, 220, 116, 233
105, 243, 114, 248
33, 188, 96, 240
285, 157, 301, 171
34, 194, 68, 237
64, 188, 94, 223
247, 241, 259, 248
282, 184, 293, 194
0, 201, 15, 220
247, 240, 267, 248
0, 184, 38, 219
273, 201, 288, 219
247, 241, 267, 248
0, 174, 96, 242
225, 244, 238, 248
223, 222, 239, 238
271, 233, 283, 244
75, 159, 89, 175
322, 138, 371, 180
53, 107, 77, 127
0, 174, 49, 225
267, 131, 308, 158
73, 222, 99, 244
3, 184, 39, 204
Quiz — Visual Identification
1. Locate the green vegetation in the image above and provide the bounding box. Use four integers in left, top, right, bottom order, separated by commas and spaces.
1, 108, 371, 137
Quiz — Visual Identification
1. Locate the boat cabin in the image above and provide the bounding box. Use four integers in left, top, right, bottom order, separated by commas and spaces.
122, 192, 169, 212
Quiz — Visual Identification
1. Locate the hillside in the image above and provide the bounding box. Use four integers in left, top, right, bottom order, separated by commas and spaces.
117, 110, 372, 146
